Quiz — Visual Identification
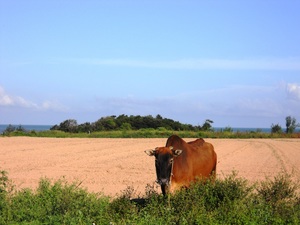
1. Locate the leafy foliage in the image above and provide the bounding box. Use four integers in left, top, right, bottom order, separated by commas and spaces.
2, 124, 27, 136
285, 116, 298, 134
0, 170, 299, 224
50, 114, 205, 133
257, 173, 298, 204
0, 174, 110, 224
271, 123, 283, 133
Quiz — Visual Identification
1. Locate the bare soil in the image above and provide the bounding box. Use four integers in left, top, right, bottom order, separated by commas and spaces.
1, 137, 299, 197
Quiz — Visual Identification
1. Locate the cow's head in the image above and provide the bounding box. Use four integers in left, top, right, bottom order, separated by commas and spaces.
145, 146, 182, 195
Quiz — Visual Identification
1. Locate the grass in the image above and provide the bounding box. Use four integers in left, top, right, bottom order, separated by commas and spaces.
1, 170, 299, 224
2, 128, 300, 138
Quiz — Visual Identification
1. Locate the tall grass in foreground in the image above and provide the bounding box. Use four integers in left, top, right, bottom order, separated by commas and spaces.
1, 171, 299, 224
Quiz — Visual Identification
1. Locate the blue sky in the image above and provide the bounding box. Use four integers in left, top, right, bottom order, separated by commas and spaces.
1, 0, 300, 128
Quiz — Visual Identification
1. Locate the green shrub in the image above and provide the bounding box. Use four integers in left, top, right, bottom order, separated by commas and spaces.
4, 178, 110, 224
257, 173, 298, 204
1, 171, 299, 224
0, 170, 9, 193
255, 173, 300, 223
0, 170, 9, 224
108, 186, 141, 223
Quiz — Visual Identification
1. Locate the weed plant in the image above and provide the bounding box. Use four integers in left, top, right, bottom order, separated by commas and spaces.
0, 170, 299, 224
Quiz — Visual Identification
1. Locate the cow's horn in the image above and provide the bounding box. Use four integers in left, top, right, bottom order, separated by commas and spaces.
169, 146, 173, 150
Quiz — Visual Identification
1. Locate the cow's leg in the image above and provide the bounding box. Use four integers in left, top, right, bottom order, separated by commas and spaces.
210, 163, 217, 181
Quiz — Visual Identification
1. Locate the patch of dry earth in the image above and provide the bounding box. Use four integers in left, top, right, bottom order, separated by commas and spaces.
1, 137, 299, 197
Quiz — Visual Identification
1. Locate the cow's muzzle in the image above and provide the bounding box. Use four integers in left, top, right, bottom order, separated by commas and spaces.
156, 178, 170, 186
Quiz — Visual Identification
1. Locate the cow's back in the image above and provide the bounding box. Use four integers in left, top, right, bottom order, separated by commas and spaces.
165, 135, 217, 192
187, 138, 205, 147
191, 141, 217, 178
165, 135, 187, 149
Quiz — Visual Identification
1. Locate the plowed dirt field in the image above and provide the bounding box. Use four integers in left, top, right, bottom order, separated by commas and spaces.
1, 137, 299, 197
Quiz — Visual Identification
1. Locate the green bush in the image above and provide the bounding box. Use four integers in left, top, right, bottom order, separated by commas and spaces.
257, 173, 298, 204
0, 171, 9, 224
2, 177, 110, 224
0, 171, 299, 224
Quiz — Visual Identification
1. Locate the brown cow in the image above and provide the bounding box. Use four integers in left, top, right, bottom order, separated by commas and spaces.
145, 135, 217, 195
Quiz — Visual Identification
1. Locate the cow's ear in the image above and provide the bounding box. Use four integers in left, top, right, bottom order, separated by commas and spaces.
144, 149, 156, 156
173, 149, 183, 157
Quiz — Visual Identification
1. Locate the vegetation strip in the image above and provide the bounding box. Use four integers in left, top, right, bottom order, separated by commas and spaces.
2, 128, 300, 138
1, 170, 299, 224
2, 114, 299, 138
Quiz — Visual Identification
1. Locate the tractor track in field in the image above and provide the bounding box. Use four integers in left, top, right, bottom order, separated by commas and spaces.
265, 140, 300, 179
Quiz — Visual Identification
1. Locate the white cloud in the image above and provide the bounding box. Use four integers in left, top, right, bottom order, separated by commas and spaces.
71, 57, 300, 71
286, 83, 300, 101
0, 86, 68, 111
0, 86, 37, 108
0, 86, 14, 105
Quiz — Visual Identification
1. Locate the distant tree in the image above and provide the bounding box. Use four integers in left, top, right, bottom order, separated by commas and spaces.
115, 114, 130, 127
156, 114, 163, 120
59, 119, 78, 133
129, 115, 142, 129
93, 118, 105, 131
143, 115, 156, 128
271, 123, 282, 134
101, 116, 117, 130
78, 122, 92, 133
16, 125, 26, 132
3, 124, 16, 134
3, 124, 26, 135
120, 122, 132, 130
202, 119, 214, 131
50, 124, 59, 130
285, 116, 297, 134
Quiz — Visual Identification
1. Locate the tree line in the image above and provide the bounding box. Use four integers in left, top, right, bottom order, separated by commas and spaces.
50, 114, 214, 133
3, 114, 298, 135
50, 114, 299, 134
271, 116, 299, 134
